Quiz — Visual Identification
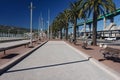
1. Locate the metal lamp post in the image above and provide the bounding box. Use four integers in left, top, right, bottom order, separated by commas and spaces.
8, 29, 11, 37
29, 2, 34, 47
47, 9, 50, 40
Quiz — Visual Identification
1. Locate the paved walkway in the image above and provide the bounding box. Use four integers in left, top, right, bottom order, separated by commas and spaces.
0, 41, 118, 80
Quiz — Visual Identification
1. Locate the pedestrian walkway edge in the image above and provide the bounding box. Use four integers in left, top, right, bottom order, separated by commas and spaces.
0, 41, 48, 75
64, 41, 120, 80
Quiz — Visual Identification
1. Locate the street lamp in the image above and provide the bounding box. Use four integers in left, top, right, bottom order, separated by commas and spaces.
8, 29, 11, 37
29, 2, 35, 47
47, 9, 50, 40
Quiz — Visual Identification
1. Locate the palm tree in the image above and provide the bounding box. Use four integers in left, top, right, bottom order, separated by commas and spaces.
69, 1, 80, 41
63, 9, 70, 40
57, 12, 66, 39
51, 20, 60, 38
78, 0, 87, 37
51, 12, 66, 39
79, 0, 116, 46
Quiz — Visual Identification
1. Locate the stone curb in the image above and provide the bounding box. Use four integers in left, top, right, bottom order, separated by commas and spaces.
64, 41, 120, 80
0, 41, 48, 75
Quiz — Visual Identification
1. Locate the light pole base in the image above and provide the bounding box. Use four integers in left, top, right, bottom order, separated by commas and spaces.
28, 43, 34, 48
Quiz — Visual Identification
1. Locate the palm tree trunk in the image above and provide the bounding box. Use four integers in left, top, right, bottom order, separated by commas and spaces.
60, 28, 62, 39
84, 22, 86, 36
73, 16, 77, 41
64, 28, 65, 39
89, 23, 91, 34
84, 18, 87, 37
65, 23, 68, 40
76, 26, 79, 37
92, 11, 97, 46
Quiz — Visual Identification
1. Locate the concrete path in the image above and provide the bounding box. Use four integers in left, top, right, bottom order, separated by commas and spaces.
0, 41, 118, 80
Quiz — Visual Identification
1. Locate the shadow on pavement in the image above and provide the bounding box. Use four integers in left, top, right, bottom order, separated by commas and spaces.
108, 57, 120, 63
98, 59, 106, 61
85, 48, 93, 50
6, 58, 91, 73
74, 44, 81, 46
1, 53, 19, 59
99, 58, 120, 63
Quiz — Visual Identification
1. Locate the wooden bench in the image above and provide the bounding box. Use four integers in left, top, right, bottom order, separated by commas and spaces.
0, 42, 30, 55
81, 41, 87, 49
100, 47, 120, 60
0, 48, 6, 55
73, 39, 77, 45
69, 38, 77, 44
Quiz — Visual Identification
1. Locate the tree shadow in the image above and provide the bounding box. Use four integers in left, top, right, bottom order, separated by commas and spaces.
1, 53, 19, 59
98, 58, 106, 61
99, 58, 120, 63
6, 58, 90, 73
74, 43, 81, 46
109, 57, 120, 63
85, 48, 93, 50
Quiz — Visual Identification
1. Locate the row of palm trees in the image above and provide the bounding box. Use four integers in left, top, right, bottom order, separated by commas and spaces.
51, 0, 116, 46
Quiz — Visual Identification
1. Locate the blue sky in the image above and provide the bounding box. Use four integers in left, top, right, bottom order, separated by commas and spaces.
0, 0, 120, 31
0, 0, 76, 29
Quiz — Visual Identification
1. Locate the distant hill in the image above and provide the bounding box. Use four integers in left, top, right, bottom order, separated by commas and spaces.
0, 25, 29, 34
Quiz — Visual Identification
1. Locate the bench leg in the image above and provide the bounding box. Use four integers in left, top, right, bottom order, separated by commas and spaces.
26, 44, 29, 48
4, 50, 6, 55
24, 45, 26, 48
